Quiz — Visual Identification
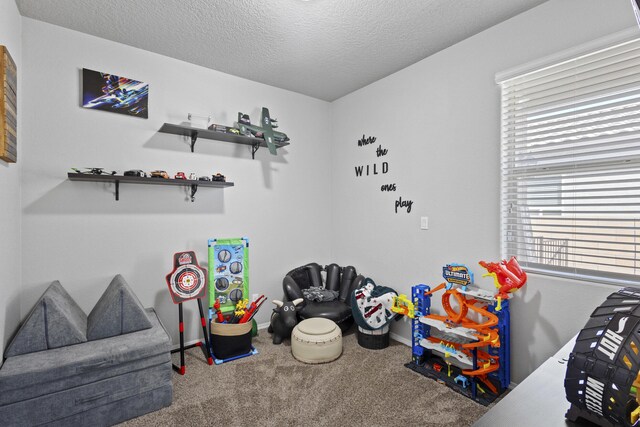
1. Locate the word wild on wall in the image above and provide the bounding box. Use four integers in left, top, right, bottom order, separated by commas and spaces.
354, 134, 412, 214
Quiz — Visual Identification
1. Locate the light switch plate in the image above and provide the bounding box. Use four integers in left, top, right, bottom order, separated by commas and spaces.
421, 216, 428, 230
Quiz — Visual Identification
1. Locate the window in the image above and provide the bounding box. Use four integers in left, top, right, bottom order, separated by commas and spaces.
498, 34, 640, 285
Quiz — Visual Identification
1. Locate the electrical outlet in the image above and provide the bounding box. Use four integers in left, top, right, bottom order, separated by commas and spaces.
421, 216, 429, 230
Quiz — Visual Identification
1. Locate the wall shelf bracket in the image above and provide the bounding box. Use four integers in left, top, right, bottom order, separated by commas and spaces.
251, 143, 260, 159
190, 184, 198, 202
190, 133, 198, 152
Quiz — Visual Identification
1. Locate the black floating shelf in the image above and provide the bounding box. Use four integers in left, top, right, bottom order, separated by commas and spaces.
158, 123, 290, 159
67, 173, 233, 202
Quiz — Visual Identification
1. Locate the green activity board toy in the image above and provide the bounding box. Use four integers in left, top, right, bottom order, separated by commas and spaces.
208, 237, 250, 314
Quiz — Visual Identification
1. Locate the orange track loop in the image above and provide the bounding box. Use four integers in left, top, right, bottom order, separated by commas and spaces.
466, 301, 498, 329
422, 285, 504, 382
443, 290, 468, 323
424, 288, 500, 347
424, 337, 498, 361
425, 336, 499, 379
462, 361, 499, 377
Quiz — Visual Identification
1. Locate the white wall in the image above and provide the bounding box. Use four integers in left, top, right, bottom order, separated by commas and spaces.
0, 0, 22, 358
330, 0, 636, 383
19, 18, 332, 345
11, 0, 639, 385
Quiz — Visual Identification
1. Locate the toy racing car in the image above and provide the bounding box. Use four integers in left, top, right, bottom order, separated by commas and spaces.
174, 172, 186, 180
150, 170, 169, 179
124, 170, 147, 177
211, 173, 226, 182
198, 176, 211, 181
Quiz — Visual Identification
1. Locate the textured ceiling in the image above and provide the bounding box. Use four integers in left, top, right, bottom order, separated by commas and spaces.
15, 0, 548, 101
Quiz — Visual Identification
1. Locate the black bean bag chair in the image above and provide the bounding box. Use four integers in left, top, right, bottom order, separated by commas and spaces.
282, 263, 364, 331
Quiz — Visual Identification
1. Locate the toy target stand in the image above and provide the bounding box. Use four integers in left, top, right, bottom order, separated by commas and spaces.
166, 251, 213, 374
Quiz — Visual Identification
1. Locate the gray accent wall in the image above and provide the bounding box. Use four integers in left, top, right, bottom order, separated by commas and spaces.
329, 0, 636, 383
0, 0, 22, 359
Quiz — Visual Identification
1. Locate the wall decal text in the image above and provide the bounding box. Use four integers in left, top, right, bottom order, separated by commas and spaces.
355, 162, 388, 177
395, 197, 413, 214
358, 135, 377, 147
353, 134, 413, 214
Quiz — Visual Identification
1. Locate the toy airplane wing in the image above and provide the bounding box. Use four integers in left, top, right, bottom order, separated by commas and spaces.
260, 107, 278, 155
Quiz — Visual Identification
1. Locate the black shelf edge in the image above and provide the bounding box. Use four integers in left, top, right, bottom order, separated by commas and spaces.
158, 122, 289, 158
68, 173, 233, 202
68, 173, 234, 188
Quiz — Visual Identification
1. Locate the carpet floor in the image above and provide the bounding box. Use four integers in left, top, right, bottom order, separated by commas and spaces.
121, 330, 487, 426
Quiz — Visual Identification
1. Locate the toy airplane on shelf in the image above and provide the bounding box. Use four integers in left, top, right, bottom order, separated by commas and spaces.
71, 168, 116, 175
234, 107, 289, 155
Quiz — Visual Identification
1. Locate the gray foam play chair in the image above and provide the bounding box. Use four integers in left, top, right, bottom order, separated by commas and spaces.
0, 275, 172, 426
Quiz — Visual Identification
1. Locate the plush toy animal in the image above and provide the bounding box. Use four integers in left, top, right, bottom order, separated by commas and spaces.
268, 298, 303, 344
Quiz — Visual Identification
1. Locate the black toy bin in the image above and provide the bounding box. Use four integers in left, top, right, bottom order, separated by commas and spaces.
209, 321, 253, 360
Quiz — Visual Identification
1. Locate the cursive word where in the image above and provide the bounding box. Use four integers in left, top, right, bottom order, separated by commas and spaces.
358, 135, 377, 147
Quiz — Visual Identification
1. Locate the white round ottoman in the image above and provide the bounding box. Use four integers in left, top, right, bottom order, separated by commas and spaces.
291, 318, 343, 364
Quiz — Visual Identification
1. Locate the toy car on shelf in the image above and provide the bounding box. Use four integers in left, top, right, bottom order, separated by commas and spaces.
208, 124, 227, 133
211, 173, 226, 182
150, 170, 169, 179
124, 169, 147, 177
198, 176, 211, 181
72, 168, 116, 175
174, 172, 186, 180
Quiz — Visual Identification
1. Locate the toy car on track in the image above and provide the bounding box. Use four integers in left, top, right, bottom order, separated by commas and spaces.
150, 170, 169, 179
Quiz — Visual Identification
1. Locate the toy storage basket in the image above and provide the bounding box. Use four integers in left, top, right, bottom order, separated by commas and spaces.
209, 321, 253, 360
357, 325, 390, 350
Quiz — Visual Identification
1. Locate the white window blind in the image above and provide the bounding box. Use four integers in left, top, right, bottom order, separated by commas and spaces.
499, 36, 640, 285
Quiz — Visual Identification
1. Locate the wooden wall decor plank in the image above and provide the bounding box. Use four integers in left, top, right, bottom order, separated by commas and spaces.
0, 45, 16, 163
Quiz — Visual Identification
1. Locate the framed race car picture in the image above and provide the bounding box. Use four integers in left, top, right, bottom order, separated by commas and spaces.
82, 68, 149, 118
0, 46, 17, 163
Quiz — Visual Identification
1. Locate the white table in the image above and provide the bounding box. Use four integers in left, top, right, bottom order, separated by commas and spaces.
473, 336, 592, 427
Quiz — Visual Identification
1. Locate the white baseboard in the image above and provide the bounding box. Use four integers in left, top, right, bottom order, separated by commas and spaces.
390, 332, 412, 346
257, 322, 270, 330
